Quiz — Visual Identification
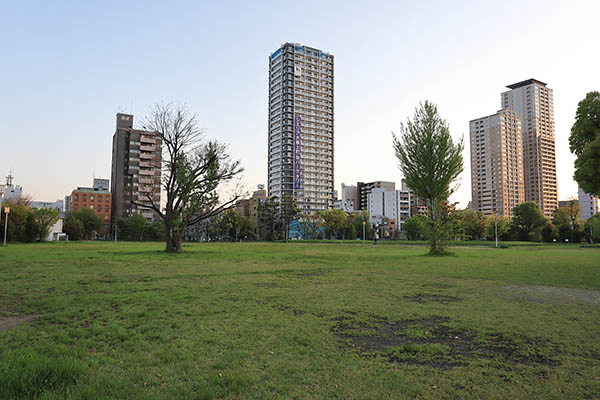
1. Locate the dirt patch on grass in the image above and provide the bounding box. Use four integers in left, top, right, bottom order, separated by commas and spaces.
332, 314, 558, 369
0, 315, 37, 331
502, 285, 600, 306
403, 293, 461, 304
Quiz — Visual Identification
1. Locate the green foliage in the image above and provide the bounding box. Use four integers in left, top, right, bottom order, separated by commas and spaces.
297, 214, 323, 240
351, 210, 372, 240
63, 215, 84, 241
462, 209, 487, 240
511, 202, 547, 241
34, 208, 60, 241
393, 101, 464, 254
583, 214, 600, 243
541, 222, 557, 243
486, 215, 510, 241
404, 215, 428, 240
280, 193, 300, 242
210, 209, 256, 241
553, 201, 584, 242
570, 91, 600, 196
115, 214, 165, 241
318, 209, 348, 239
70, 208, 102, 239
258, 196, 281, 241
1, 199, 34, 242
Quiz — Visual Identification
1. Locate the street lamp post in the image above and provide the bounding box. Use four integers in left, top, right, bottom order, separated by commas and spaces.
362, 220, 365, 244
3, 207, 10, 247
495, 215, 498, 248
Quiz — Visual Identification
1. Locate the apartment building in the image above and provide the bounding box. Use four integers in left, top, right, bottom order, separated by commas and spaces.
578, 187, 600, 221
367, 187, 412, 232
111, 113, 162, 222
267, 43, 334, 213
470, 109, 524, 216
501, 79, 557, 217
357, 181, 395, 211
70, 187, 112, 236
235, 186, 267, 228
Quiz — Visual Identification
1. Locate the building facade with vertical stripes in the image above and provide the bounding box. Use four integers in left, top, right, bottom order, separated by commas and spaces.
267, 43, 334, 213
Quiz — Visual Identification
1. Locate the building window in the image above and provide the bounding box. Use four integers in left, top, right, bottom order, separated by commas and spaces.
90, 195, 94, 201
74, 194, 79, 201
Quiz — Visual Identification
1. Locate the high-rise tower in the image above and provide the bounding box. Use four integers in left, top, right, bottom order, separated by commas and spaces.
470, 109, 524, 216
267, 43, 334, 213
501, 79, 557, 218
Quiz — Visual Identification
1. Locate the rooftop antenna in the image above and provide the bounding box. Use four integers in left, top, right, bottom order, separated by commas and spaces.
6, 169, 14, 187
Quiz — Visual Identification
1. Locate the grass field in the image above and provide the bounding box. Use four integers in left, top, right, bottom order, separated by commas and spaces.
0, 241, 599, 399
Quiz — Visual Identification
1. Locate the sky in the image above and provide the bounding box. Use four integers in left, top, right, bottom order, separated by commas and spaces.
2, 0, 599, 207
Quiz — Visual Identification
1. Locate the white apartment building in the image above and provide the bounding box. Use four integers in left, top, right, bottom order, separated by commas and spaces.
267, 43, 334, 213
578, 187, 600, 221
367, 187, 412, 231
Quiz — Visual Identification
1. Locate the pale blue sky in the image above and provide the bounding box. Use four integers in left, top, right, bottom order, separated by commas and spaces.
2, 0, 599, 206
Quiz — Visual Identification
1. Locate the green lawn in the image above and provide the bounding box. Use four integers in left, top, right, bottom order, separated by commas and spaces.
0, 241, 599, 399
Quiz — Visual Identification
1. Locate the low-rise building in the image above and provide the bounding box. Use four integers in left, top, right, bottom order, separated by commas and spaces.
70, 187, 112, 236
235, 187, 267, 229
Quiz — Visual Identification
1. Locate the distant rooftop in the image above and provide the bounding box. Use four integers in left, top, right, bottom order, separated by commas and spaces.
506, 79, 547, 89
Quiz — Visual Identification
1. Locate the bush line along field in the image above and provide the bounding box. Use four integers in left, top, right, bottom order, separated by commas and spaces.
0, 242, 599, 399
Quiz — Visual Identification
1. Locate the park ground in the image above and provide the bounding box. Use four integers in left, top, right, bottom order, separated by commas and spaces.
0, 241, 599, 399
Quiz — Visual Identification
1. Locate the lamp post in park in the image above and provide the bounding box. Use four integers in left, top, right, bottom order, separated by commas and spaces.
3, 207, 9, 247
362, 220, 365, 244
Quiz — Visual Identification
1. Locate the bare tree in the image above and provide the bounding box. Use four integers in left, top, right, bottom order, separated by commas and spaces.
133, 103, 244, 252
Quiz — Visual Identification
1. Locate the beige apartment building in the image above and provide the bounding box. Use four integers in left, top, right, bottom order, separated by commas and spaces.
470, 109, 524, 216
501, 79, 557, 218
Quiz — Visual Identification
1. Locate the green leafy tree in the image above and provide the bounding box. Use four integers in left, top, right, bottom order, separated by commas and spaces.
71, 208, 102, 239
24, 213, 39, 242
553, 200, 583, 242
352, 211, 372, 240
34, 208, 60, 241
1, 199, 33, 242
403, 215, 428, 240
541, 222, 557, 243
393, 101, 464, 254
318, 209, 347, 239
511, 202, 547, 241
462, 209, 487, 240
570, 91, 600, 197
280, 193, 300, 243
258, 196, 281, 241
486, 215, 510, 241
583, 214, 600, 243
298, 213, 323, 240
63, 215, 84, 240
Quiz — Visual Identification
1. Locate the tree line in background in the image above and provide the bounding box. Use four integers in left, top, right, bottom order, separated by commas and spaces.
0, 198, 60, 242
403, 201, 600, 243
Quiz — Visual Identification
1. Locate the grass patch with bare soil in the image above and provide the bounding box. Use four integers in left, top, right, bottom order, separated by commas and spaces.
0, 241, 598, 399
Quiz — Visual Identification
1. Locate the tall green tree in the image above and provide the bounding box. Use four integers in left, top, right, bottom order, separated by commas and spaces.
34, 208, 60, 241
403, 215, 428, 240
553, 200, 583, 242
63, 214, 84, 240
280, 193, 300, 243
462, 209, 487, 240
583, 214, 600, 243
258, 196, 281, 241
351, 211, 372, 240
486, 214, 510, 241
71, 208, 102, 239
298, 213, 323, 240
570, 91, 600, 197
511, 202, 547, 241
393, 101, 464, 254
318, 209, 347, 239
